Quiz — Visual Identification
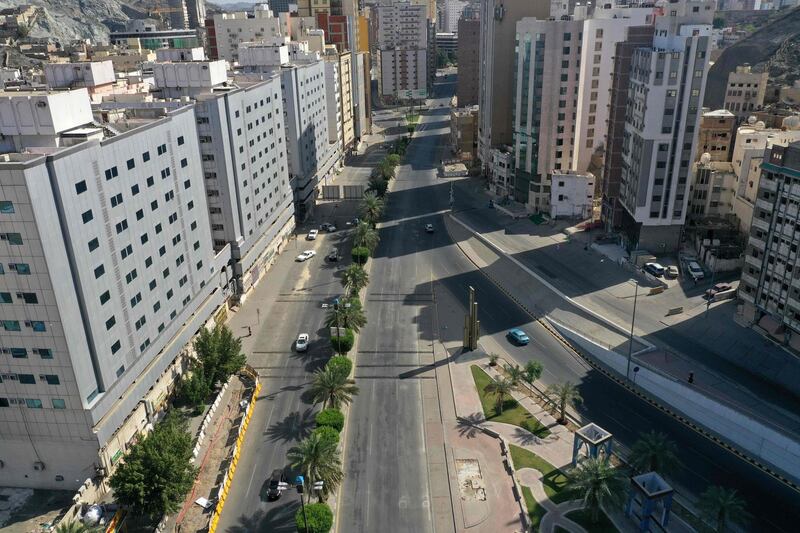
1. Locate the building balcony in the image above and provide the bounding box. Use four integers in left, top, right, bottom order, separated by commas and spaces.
756, 197, 774, 212
749, 236, 765, 250
741, 271, 759, 287
752, 216, 770, 232
761, 177, 777, 192
745, 254, 762, 269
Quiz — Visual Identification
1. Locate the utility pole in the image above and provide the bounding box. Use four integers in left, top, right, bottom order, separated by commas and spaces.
463, 286, 480, 351
626, 280, 639, 381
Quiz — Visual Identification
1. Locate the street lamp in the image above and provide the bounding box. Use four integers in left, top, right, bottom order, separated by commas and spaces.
626, 279, 639, 382
295, 476, 325, 530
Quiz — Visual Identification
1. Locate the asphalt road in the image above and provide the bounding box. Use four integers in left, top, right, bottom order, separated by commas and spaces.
341, 74, 799, 531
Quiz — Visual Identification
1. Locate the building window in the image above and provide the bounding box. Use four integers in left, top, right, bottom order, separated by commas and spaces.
177, 136, 185, 146
143, 151, 150, 162
100, 290, 110, 304
95, 264, 105, 279
37, 348, 53, 359
106, 316, 116, 330
20, 292, 37, 304
52, 399, 66, 409
44, 375, 59, 385
111, 340, 121, 354
2, 320, 20, 331
105, 166, 119, 180
82, 210, 93, 223
25, 399, 43, 409
0, 292, 11, 303
127, 158, 135, 170
18, 374, 36, 384
181, 158, 188, 168
75, 181, 87, 194
111, 193, 123, 207
10, 348, 27, 358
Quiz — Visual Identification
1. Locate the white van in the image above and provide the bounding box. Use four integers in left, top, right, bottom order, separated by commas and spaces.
687, 261, 704, 280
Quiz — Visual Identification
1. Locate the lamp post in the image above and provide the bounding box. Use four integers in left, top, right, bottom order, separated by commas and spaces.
626, 279, 639, 381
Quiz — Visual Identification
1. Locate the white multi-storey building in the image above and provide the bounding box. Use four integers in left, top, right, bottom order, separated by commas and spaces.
0, 89, 229, 489
149, 60, 296, 295
375, 1, 430, 100
211, 4, 289, 63
618, 0, 714, 252
324, 60, 343, 148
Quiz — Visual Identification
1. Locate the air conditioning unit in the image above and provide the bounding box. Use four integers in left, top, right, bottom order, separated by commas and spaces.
33, 461, 45, 471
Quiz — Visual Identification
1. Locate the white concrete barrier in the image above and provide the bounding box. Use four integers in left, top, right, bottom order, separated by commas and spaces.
551, 319, 800, 484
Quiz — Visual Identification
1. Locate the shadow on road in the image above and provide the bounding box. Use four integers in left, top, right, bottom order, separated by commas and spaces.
266, 407, 316, 444
224, 504, 300, 533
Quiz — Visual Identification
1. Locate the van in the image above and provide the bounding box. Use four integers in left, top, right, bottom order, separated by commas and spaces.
687, 261, 704, 280
644, 262, 665, 277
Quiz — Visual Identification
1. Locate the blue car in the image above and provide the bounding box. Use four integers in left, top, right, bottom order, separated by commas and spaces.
507, 328, 530, 345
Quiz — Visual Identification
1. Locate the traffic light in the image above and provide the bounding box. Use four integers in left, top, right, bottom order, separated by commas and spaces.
295, 475, 305, 493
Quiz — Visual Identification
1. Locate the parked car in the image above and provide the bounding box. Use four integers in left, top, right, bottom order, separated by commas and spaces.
267, 469, 286, 500
425, 224, 434, 233
320, 223, 337, 232
644, 262, 666, 277
687, 261, 705, 280
307, 229, 319, 240
705, 283, 732, 298
295, 333, 309, 352
507, 328, 530, 345
327, 248, 341, 262
296, 250, 316, 262
665, 265, 679, 278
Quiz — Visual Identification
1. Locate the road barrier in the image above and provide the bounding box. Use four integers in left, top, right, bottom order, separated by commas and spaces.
207, 377, 261, 533
665, 306, 683, 316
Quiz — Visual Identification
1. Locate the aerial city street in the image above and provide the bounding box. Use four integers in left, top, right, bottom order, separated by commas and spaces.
1, 1, 800, 533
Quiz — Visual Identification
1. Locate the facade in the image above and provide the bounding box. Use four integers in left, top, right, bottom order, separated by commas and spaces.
550, 171, 595, 219
601, 24, 655, 231
335, 52, 356, 154
209, 6, 288, 63
489, 147, 514, 196
436, 32, 457, 54
375, 2, 430, 100
353, 51, 372, 140
723, 64, 768, 123
441, 0, 467, 33
618, 0, 714, 252
689, 157, 737, 219
478, 0, 550, 170
697, 109, 736, 162
450, 106, 479, 158
456, 17, 480, 106
186, 0, 207, 29
0, 89, 229, 489
110, 28, 200, 50
324, 60, 343, 148
739, 142, 800, 347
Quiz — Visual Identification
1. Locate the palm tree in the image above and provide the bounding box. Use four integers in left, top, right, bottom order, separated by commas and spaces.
629, 430, 680, 475
354, 221, 380, 253
310, 366, 359, 409
566, 458, 626, 524
504, 364, 524, 386
546, 382, 582, 424
360, 192, 385, 228
324, 300, 367, 332
287, 431, 344, 503
367, 176, 389, 197
341, 264, 369, 295
698, 486, 749, 533
488, 353, 500, 366
484, 377, 516, 415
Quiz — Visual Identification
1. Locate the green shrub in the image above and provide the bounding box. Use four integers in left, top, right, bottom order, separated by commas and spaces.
316, 408, 345, 432
295, 502, 333, 533
351, 246, 369, 265
327, 356, 353, 379
312, 425, 340, 448
330, 328, 355, 354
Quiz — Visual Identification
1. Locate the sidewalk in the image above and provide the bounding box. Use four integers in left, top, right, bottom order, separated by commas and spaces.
445, 199, 800, 442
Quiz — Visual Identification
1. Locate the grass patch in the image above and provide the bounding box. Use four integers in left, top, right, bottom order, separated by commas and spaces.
521, 485, 547, 531
470, 365, 550, 438
406, 113, 420, 125
564, 508, 619, 533
509, 444, 570, 504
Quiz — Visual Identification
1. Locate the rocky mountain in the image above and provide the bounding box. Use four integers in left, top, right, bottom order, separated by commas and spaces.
0, 0, 151, 44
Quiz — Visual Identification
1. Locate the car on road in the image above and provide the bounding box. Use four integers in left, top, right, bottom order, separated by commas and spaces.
705, 283, 733, 298
327, 248, 341, 262
425, 224, 434, 233
507, 328, 530, 345
665, 265, 679, 278
296, 250, 316, 262
295, 333, 310, 352
320, 223, 337, 232
643, 262, 666, 277
346, 217, 360, 226
267, 469, 286, 500
307, 229, 319, 240
687, 261, 705, 281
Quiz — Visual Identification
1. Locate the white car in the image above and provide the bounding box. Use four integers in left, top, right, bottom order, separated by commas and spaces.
425, 224, 434, 233
644, 262, 665, 277
320, 223, 337, 232
687, 261, 705, 280
295, 333, 309, 352
296, 250, 316, 262
306, 229, 319, 240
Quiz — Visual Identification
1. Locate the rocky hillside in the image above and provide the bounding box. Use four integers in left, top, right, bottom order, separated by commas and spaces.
705, 6, 800, 109
0, 0, 152, 43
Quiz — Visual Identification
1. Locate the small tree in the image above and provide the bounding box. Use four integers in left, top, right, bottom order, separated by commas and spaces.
504, 364, 524, 386
698, 486, 750, 533
488, 353, 500, 366
566, 458, 626, 524
546, 382, 582, 424
341, 264, 369, 295
521, 360, 543, 391
629, 430, 680, 476
386, 154, 401, 167
310, 366, 359, 409
330, 328, 356, 354
193, 324, 246, 389
360, 192, 385, 228
315, 408, 345, 432
351, 246, 370, 265
484, 377, 516, 415
109, 412, 197, 517
295, 502, 334, 532
327, 356, 353, 379
288, 432, 344, 503
354, 222, 380, 253
176, 369, 211, 412
312, 425, 340, 448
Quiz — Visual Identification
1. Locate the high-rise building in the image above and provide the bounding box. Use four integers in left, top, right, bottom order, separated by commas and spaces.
723, 64, 768, 123
456, 17, 480, 106
618, 0, 715, 252
697, 109, 736, 162
739, 141, 800, 349
478, 0, 550, 170
442, 0, 467, 33
0, 89, 229, 488
186, 0, 207, 29
150, 60, 296, 294
208, 5, 289, 62
375, 2, 430, 100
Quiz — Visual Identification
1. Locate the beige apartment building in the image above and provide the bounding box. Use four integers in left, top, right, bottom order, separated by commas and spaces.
724, 64, 768, 123
697, 109, 736, 162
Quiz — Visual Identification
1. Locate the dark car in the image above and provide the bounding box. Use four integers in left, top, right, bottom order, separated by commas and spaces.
327, 249, 341, 262
267, 469, 286, 500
